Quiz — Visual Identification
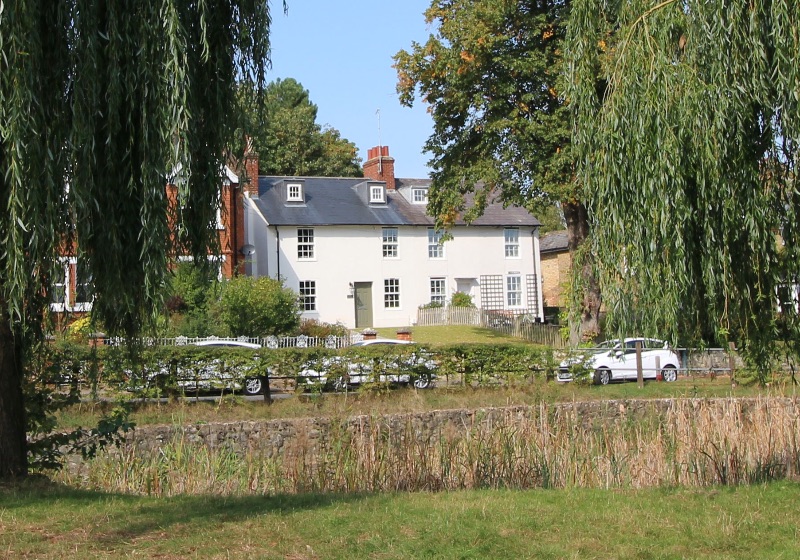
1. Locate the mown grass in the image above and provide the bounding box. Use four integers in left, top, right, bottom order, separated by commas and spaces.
374, 324, 521, 346
2, 478, 799, 559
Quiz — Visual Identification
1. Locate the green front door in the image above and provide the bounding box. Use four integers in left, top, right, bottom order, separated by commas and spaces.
354, 282, 373, 328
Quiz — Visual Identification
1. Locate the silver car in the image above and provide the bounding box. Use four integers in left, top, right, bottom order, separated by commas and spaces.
300, 338, 437, 391
192, 340, 265, 395
127, 339, 266, 395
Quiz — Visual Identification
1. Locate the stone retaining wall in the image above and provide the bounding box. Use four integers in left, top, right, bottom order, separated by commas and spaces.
116, 397, 797, 460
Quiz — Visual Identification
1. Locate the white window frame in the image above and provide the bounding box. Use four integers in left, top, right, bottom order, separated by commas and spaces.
428, 228, 444, 259
430, 277, 447, 305
384, 278, 400, 308
50, 260, 69, 312
382, 227, 398, 258
73, 260, 93, 312
370, 184, 385, 203
776, 283, 800, 314
412, 188, 429, 204
506, 274, 522, 307
287, 183, 303, 202
215, 206, 225, 230
50, 257, 94, 312
504, 227, 520, 258
299, 280, 316, 311
297, 228, 315, 260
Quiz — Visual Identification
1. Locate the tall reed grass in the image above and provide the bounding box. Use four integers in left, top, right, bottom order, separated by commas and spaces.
56, 398, 800, 496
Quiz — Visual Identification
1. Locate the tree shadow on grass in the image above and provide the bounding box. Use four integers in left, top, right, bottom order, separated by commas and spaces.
1, 476, 371, 548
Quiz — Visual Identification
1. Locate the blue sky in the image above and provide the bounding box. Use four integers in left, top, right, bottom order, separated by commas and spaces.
267, 0, 434, 178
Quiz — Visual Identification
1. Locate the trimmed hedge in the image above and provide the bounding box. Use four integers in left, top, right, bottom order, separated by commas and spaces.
31, 341, 560, 397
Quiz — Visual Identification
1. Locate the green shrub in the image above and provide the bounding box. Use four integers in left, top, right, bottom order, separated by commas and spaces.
449, 292, 475, 307
164, 261, 224, 337
434, 343, 557, 385
297, 319, 349, 338
39, 341, 562, 390
218, 276, 300, 337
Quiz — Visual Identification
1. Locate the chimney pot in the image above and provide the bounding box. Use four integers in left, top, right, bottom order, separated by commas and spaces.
363, 145, 396, 191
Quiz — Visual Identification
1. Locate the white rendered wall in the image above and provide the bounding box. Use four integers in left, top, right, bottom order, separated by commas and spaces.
247, 221, 543, 328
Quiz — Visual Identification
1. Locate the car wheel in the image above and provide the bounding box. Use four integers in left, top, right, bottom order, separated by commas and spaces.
332, 376, 349, 392
594, 368, 611, 386
243, 376, 264, 396
661, 365, 678, 382
413, 374, 433, 390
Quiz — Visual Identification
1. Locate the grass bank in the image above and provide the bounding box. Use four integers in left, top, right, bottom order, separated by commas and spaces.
54, 398, 800, 496
58, 376, 797, 430
2, 479, 799, 559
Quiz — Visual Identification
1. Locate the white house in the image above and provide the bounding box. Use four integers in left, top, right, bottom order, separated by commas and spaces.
241, 146, 544, 329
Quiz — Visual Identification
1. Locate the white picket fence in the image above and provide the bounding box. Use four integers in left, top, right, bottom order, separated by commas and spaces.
416, 307, 481, 326
105, 334, 358, 349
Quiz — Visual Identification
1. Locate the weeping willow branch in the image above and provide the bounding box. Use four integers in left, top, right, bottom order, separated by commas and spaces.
566, 0, 800, 381
610, 0, 679, 93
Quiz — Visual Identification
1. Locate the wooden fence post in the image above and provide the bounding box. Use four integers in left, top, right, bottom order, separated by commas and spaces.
729, 341, 737, 387
636, 341, 643, 388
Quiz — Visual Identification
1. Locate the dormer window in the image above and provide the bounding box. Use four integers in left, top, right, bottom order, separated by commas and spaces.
412, 188, 429, 204
370, 184, 386, 204
287, 182, 304, 203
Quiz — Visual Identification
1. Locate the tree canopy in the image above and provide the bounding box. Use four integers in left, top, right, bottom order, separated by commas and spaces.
395, 0, 602, 339
395, 0, 572, 223
565, 0, 800, 376
240, 78, 362, 176
0, 0, 280, 477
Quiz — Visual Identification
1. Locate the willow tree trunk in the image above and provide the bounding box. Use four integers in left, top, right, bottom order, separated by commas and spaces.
562, 200, 601, 344
0, 303, 27, 478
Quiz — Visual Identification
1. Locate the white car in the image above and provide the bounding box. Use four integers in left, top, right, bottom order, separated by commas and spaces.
299, 338, 437, 391
558, 338, 681, 385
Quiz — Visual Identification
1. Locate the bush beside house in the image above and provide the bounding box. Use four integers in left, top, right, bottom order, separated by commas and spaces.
218, 276, 300, 337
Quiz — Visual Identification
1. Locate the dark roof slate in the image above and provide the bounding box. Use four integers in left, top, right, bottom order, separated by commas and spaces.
540, 230, 569, 253
254, 176, 539, 228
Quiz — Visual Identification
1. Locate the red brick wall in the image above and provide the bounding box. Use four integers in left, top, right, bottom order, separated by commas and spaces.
363, 145, 396, 191
165, 178, 242, 279
243, 148, 259, 197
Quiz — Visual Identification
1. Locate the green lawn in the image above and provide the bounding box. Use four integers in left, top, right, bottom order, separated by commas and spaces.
2, 479, 798, 559
374, 324, 522, 346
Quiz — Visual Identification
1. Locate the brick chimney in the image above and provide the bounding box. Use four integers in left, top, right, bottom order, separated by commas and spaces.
243, 136, 259, 197
363, 146, 396, 191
